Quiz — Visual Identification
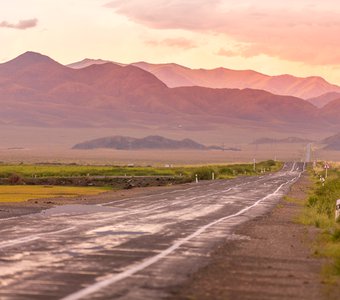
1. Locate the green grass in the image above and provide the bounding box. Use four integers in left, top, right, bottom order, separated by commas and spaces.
0, 160, 282, 180
0, 164, 178, 178
298, 166, 340, 282
0, 185, 110, 203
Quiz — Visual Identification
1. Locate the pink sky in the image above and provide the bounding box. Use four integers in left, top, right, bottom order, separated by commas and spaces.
1, 0, 340, 85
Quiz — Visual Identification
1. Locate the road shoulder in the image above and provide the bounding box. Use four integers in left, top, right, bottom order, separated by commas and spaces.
169, 172, 333, 300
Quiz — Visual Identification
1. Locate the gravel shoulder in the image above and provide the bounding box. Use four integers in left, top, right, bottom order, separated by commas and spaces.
169, 172, 337, 300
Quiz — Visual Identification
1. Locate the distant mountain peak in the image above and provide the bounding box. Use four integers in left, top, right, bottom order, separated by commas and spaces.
82, 58, 106, 63
16, 51, 55, 63
67, 58, 125, 69
2, 51, 62, 69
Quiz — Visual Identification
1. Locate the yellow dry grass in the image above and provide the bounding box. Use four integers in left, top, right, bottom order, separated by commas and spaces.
0, 185, 109, 203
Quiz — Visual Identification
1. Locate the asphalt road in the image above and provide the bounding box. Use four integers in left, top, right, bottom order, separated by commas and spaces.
305, 143, 312, 163
0, 162, 305, 300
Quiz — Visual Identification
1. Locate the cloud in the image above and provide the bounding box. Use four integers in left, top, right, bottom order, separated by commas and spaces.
105, 0, 340, 65
218, 45, 255, 58
0, 18, 38, 30
145, 38, 197, 49
105, 0, 224, 31
218, 48, 242, 57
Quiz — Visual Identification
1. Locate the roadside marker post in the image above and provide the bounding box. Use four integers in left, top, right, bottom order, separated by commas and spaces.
212, 172, 215, 180
336, 199, 340, 222
324, 163, 330, 178
195, 174, 198, 184
320, 176, 325, 186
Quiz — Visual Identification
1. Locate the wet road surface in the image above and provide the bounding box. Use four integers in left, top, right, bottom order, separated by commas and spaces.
0, 162, 305, 300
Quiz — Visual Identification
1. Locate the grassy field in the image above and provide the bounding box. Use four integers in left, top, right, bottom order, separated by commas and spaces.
299, 164, 340, 282
0, 160, 282, 180
0, 185, 110, 203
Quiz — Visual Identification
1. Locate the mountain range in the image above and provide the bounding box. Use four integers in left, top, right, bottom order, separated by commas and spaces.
69, 59, 340, 100
0, 51, 340, 130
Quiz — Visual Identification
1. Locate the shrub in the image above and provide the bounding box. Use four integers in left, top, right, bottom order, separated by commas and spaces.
331, 228, 340, 242
219, 167, 233, 175
266, 160, 276, 167
308, 196, 318, 207
191, 167, 217, 181
8, 173, 23, 185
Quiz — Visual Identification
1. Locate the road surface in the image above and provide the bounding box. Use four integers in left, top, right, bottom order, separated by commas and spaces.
305, 143, 312, 163
0, 162, 305, 300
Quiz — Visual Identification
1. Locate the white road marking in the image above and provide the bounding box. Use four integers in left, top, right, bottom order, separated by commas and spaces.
0, 236, 41, 249
61, 172, 301, 300
100, 186, 199, 206
0, 216, 24, 222
0, 227, 76, 249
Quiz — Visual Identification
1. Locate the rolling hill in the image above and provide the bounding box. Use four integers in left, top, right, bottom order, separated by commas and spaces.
322, 133, 340, 150
307, 92, 340, 108
0, 52, 338, 130
320, 99, 340, 124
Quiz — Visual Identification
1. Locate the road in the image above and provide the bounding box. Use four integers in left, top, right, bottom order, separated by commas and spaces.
0, 162, 305, 300
305, 143, 312, 163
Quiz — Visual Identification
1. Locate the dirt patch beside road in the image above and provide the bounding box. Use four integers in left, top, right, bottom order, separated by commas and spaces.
170, 173, 337, 300
0, 175, 190, 189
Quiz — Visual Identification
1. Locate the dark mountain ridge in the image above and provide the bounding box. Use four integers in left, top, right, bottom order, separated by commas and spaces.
72, 135, 217, 150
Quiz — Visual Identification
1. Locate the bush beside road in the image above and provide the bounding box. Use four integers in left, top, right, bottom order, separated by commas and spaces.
299, 164, 340, 283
